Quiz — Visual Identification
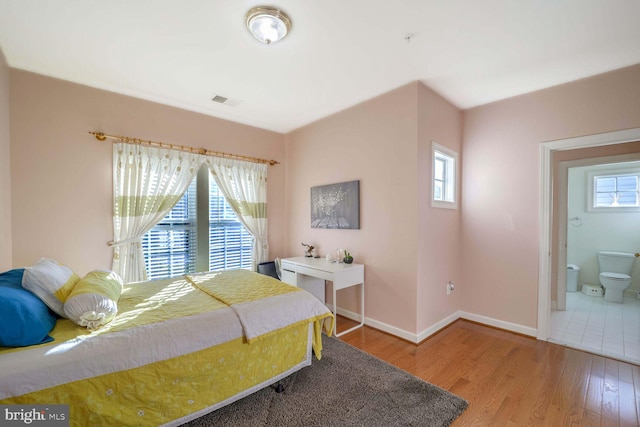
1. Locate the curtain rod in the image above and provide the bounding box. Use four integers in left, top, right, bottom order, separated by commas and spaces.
89, 131, 280, 166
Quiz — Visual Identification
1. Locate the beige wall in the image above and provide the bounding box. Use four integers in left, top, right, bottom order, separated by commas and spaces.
9, 71, 286, 275
0, 47, 11, 270
286, 82, 463, 336
416, 83, 463, 332
462, 64, 640, 329
286, 83, 419, 333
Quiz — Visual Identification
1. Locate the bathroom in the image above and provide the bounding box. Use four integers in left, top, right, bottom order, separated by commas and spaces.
550, 159, 640, 363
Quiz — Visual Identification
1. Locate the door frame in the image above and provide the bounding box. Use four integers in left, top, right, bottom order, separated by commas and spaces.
537, 127, 640, 340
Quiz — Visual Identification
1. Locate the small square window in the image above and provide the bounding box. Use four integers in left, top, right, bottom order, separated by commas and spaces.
588, 169, 640, 212
432, 142, 457, 209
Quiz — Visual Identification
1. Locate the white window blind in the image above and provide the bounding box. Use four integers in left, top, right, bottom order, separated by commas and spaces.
209, 179, 253, 271
142, 180, 197, 280
142, 170, 253, 280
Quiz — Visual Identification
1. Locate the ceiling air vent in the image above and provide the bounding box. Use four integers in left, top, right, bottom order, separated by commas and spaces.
211, 94, 242, 107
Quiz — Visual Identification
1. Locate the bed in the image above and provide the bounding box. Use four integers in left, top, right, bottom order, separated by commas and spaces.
0, 268, 334, 426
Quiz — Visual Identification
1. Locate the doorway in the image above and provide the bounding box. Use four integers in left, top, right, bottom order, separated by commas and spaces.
538, 128, 640, 349
550, 156, 640, 363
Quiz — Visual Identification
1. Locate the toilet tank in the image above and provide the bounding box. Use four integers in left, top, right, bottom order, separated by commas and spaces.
598, 251, 636, 275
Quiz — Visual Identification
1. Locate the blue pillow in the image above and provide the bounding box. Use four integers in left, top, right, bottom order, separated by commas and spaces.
0, 268, 58, 347
0, 268, 26, 290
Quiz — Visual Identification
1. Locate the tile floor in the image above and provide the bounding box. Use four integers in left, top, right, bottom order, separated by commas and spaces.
549, 290, 640, 364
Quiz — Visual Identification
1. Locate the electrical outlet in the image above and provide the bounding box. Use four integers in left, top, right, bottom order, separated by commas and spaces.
446, 281, 455, 295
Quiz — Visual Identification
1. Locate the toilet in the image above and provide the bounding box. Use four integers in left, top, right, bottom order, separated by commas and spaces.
598, 251, 636, 303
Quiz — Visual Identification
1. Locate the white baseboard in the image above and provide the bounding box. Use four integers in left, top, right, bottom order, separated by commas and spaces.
624, 288, 639, 299
335, 307, 538, 343
458, 311, 537, 337
415, 312, 460, 343
335, 307, 418, 342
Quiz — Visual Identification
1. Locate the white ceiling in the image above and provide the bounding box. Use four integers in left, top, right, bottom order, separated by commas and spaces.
1, 0, 639, 133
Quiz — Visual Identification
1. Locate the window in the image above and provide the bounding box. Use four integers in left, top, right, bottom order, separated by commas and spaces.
209, 178, 253, 271
432, 142, 457, 209
142, 181, 197, 280
589, 170, 640, 211
142, 167, 252, 280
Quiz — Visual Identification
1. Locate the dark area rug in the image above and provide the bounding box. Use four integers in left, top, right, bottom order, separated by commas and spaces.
182, 336, 468, 426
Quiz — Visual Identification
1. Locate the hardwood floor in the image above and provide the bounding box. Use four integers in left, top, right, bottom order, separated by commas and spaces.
336, 317, 640, 426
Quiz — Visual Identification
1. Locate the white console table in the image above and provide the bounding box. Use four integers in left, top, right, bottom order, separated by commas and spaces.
280, 257, 365, 337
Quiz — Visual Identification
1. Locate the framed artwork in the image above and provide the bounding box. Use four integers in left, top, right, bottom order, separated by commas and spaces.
310, 180, 360, 229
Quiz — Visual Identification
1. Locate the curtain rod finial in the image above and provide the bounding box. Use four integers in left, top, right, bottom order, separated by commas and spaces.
91, 131, 107, 141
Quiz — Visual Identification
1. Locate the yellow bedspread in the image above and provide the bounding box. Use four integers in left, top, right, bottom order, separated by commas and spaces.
0, 270, 334, 427
186, 270, 334, 352
7, 324, 311, 426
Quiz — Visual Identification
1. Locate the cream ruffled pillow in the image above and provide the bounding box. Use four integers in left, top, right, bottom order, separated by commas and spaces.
64, 270, 123, 330
22, 258, 81, 317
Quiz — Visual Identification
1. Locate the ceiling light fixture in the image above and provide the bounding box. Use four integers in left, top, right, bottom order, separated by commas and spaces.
245, 6, 292, 45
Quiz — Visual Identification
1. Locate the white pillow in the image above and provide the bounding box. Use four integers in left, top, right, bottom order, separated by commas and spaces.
64, 270, 123, 330
22, 258, 80, 317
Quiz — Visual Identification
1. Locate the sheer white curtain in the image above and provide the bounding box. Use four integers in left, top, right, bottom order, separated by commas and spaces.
206, 156, 269, 270
111, 143, 203, 283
